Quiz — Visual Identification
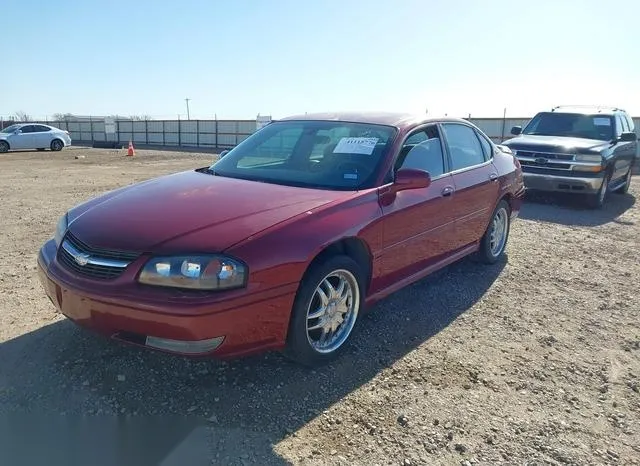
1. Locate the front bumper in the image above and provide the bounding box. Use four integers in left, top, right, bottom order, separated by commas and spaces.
37, 239, 296, 358
523, 172, 604, 194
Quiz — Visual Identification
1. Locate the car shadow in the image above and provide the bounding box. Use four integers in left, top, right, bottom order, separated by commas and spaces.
0, 256, 506, 466
519, 189, 636, 227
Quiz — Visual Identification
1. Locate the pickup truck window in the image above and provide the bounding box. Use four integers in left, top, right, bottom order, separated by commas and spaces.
523, 112, 614, 141
615, 115, 625, 137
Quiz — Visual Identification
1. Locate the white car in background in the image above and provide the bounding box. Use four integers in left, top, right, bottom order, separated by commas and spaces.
0, 123, 72, 153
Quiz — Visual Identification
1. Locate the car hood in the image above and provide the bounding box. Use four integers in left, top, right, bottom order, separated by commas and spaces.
67, 170, 353, 252
502, 135, 611, 153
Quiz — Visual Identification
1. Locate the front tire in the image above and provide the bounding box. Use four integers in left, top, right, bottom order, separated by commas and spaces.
50, 139, 64, 151
0, 141, 8, 153
587, 171, 611, 209
477, 200, 511, 264
285, 255, 364, 367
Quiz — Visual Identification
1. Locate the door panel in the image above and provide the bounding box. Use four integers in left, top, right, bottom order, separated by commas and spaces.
32, 126, 51, 148
611, 114, 636, 181
450, 163, 500, 248
7, 129, 32, 149
376, 175, 456, 290
441, 123, 500, 249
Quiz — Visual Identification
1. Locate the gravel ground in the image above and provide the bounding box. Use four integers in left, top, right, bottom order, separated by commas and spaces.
0, 148, 639, 466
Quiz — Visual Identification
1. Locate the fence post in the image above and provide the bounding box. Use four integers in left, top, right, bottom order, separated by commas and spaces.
178, 116, 182, 147
215, 119, 218, 149
145, 119, 149, 145
197, 120, 200, 147
500, 108, 507, 142
162, 121, 165, 146
90, 116, 94, 144
116, 120, 120, 145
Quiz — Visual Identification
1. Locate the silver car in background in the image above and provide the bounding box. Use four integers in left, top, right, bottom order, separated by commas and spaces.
0, 123, 72, 153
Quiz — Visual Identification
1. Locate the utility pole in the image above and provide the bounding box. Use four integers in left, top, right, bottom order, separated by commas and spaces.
185, 98, 191, 120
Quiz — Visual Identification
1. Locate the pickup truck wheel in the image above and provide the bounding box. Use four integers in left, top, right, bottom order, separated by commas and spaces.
285, 255, 364, 367
613, 167, 632, 195
476, 200, 511, 264
587, 171, 611, 209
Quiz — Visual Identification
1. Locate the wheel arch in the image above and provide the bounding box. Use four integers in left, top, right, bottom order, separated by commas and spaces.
303, 237, 373, 294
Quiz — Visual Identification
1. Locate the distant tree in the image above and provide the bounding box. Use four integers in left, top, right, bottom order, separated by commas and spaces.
129, 115, 153, 121
14, 111, 32, 122
52, 113, 75, 121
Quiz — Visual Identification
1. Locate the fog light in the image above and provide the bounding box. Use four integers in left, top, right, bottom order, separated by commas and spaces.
572, 165, 603, 173
145, 335, 225, 354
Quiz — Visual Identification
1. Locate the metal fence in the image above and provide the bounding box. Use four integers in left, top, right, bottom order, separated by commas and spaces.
2, 116, 639, 148
0, 118, 258, 149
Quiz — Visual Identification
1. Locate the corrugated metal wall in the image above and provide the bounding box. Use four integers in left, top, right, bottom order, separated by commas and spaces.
14, 117, 640, 148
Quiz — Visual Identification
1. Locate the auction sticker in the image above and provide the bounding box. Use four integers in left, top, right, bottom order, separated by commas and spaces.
333, 137, 378, 155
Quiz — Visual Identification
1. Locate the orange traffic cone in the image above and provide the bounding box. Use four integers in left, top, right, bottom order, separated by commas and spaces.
127, 140, 135, 157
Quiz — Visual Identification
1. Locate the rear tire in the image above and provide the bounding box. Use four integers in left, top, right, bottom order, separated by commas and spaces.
50, 139, 63, 151
476, 200, 511, 264
0, 141, 8, 153
285, 255, 364, 367
614, 166, 633, 194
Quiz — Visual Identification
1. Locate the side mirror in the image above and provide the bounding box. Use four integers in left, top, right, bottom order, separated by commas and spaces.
218, 149, 230, 159
510, 126, 522, 136
394, 168, 431, 191
619, 132, 637, 142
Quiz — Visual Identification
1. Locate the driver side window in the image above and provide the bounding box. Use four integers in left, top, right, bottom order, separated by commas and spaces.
395, 125, 445, 178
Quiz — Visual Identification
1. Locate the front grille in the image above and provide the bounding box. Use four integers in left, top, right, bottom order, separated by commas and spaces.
516, 151, 574, 161
57, 232, 139, 280
520, 160, 570, 170
521, 166, 602, 178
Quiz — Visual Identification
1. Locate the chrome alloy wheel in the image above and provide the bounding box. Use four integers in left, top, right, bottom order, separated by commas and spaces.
489, 206, 509, 257
306, 269, 360, 354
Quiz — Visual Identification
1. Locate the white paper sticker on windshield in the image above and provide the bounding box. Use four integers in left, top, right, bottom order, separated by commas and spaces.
593, 117, 611, 126
333, 137, 378, 155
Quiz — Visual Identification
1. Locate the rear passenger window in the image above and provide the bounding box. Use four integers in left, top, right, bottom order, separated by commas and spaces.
396, 125, 445, 178
475, 130, 493, 160
625, 114, 635, 132
619, 115, 629, 133
442, 123, 486, 171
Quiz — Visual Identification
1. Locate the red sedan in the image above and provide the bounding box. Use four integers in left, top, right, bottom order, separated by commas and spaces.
37, 112, 524, 366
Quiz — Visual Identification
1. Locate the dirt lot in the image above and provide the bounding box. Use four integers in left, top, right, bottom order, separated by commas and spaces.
1, 147, 639, 466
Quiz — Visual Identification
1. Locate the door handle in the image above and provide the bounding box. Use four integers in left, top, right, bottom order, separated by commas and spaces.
489, 172, 498, 181
441, 186, 454, 197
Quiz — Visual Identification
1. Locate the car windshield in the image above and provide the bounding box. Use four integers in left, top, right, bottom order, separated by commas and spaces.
209, 120, 397, 190
522, 112, 614, 141
1, 124, 21, 134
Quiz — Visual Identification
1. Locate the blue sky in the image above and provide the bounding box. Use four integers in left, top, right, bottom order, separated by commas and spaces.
3, 0, 639, 119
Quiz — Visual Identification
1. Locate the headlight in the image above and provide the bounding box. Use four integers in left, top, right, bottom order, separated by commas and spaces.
54, 214, 68, 247
575, 154, 603, 163
138, 255, 247, 290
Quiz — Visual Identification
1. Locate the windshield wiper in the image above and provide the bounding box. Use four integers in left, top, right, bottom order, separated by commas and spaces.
197, 167, 219, 176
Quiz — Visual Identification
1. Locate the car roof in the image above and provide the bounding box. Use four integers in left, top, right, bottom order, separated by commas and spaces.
550, 105, 626, 116
278, 111, 470, 130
